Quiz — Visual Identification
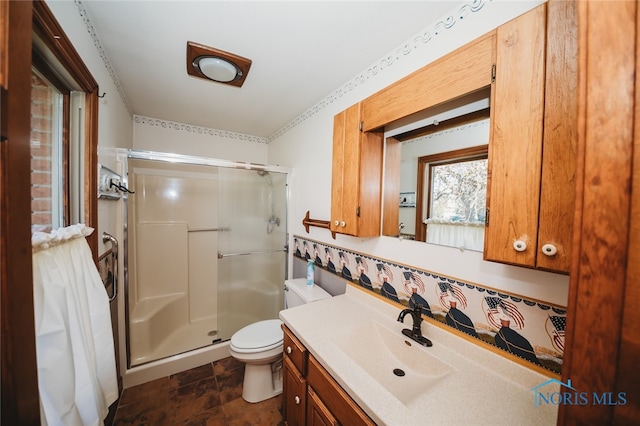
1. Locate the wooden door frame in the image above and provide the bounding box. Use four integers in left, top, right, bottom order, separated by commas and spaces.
2, 1, 100, 423
559, 1, 638, 423
1, 1, 40, 424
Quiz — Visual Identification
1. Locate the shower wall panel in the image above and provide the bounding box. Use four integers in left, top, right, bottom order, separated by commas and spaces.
129, 162, 219, 365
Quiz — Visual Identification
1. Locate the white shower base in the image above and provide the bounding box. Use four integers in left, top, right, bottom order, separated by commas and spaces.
123, 280, 283, 388
122, 340, 231, 389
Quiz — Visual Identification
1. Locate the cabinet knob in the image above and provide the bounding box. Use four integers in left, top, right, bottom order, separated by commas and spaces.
286, 346, 292, 354
513, 240, 527, 252
294, 396, 301, 405
334, 220, 339, 226
340, 221, 346, 227
541, 243, 558, 256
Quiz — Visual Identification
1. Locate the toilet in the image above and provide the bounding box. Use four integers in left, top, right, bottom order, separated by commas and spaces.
229, 278, 332, 403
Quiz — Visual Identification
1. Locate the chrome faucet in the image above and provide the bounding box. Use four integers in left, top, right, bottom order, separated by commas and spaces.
397, 305, 433, 347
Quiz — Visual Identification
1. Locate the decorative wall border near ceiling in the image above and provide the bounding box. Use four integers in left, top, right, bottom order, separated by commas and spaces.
268, 0, 487, 142
75, 0, 488, 143
294, 234, 566, 376
133, 115, 269, 144
75, 0, 133, 115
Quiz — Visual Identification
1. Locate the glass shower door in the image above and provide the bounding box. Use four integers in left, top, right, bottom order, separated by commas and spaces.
216, 168, 287, 341
127, 159, 220, 366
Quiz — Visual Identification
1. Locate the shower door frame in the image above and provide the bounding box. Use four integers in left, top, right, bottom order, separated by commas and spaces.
117, 148, 291, 369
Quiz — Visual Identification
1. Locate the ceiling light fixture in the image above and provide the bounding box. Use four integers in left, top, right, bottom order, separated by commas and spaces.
186, 41, 252, 87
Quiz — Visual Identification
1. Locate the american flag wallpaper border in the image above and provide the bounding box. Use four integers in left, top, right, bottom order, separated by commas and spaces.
293, 235, 566, 375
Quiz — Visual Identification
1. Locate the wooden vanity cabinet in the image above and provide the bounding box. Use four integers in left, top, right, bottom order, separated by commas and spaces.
283, 356, 307, 426
283, 326, 308, 425
484, 1, 577, 273
306, 355, 375, 426
282, 326, 375, 426
331, 102, 384, 237
307, 387, 338, 426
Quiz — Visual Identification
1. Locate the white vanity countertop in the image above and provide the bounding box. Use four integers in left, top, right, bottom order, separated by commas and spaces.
280, 284, 559, 426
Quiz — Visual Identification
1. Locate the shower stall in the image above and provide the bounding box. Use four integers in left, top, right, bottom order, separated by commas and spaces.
118, 150, 288, 370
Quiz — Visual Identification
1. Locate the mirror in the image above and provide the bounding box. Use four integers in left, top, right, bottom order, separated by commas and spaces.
382, 89, 491, 251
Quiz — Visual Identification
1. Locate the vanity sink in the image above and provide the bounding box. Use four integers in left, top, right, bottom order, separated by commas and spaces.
332, 320, 455, 406
281, 286, 560, 425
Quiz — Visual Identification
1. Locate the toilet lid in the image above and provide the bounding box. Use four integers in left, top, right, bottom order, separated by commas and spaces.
230, 319, 283, 353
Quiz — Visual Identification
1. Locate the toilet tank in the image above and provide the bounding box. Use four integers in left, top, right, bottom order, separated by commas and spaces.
285, 278, 331, 308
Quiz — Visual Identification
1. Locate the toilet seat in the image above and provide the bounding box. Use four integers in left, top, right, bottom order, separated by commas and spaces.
230, 319, 283, 354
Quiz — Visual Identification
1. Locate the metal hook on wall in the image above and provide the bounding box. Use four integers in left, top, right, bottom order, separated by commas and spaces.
98, 92, 106, 98
109, 179, 135, 194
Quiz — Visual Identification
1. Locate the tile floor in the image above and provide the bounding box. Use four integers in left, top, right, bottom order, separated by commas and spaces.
112, 357, 284, 425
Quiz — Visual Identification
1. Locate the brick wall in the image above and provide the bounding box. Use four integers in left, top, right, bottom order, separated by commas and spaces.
30, 72, 54, 228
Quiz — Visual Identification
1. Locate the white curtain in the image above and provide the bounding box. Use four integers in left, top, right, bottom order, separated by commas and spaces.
425, 220, 485, 251
32, 224, 118, 426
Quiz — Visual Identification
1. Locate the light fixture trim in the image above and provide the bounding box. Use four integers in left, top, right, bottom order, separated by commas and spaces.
186, 41, 252, 87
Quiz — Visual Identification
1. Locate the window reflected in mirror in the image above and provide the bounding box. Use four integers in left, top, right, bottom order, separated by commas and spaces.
419, 147, 487, 250
383, 104, 490, 251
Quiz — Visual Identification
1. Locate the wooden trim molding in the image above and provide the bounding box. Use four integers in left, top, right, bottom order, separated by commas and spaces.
361, 32, 495, 132
0, 0, 8, 88
381, 136, 401, 237
1, 1, 40, 424
613, 4, 640, 422
559, 1, 637, 423
32, 0, 96, 90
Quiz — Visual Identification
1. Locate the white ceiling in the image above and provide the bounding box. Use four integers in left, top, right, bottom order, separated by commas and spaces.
82, 1, 460, 138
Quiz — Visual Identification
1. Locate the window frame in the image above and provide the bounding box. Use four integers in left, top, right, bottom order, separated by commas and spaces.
31, 52, 71, 227
32, 0, 99, 256
415, 145, 488, 242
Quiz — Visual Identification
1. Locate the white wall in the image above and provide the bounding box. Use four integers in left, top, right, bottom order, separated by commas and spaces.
268, 0, 569, 307
45, 0, 134, 257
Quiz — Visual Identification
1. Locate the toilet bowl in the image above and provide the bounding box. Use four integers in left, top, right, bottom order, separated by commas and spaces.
229, 278, 332, 403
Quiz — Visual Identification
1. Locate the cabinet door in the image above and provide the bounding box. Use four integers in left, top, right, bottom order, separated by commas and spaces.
283, 355, 306, 426
331, 103, 383, 237
331, 103, 361, 236
536, 0, 578, 273
484, 4, 546, 267
284, 325, 307, 375
307, 355, 376, 426
307, 387, 338, 426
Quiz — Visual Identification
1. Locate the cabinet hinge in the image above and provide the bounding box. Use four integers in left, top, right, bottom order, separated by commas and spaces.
485, 208, 490, 227
491, 64, 496, 83
356, 206, 361, 217
359, 121, 363, 132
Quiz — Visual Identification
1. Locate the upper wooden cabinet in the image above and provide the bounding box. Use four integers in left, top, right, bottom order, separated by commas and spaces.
536, 0, 578, 273
330, 1, 577, 273
330, 103, 383, 237
484, 2, 577, 273
361, 32, 495, 132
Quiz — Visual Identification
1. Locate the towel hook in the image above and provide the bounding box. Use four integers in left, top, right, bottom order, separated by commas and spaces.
109, 179, 135, 194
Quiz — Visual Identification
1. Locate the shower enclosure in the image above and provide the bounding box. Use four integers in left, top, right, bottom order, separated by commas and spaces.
121, 150, 288, 367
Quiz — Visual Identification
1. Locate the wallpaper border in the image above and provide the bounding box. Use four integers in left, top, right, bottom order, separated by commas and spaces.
294, 234, 566, 375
